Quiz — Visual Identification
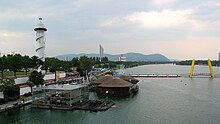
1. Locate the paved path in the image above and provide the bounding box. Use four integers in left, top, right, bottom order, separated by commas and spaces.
0, 99, 20, 108
0, 96, 32, 112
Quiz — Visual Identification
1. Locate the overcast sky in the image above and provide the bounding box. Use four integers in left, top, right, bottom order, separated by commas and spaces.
1, 0, 220, 60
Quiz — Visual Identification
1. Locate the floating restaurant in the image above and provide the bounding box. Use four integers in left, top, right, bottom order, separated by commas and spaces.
90, 75, 114, 91
92, 75, 139, 96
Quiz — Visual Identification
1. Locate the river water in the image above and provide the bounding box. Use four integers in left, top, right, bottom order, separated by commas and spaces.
1, 64, 220, 124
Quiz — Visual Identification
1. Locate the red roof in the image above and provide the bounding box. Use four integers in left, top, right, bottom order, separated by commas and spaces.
18, 84, 30, 88
44, 79, 55, 84
57, 77, 67, 81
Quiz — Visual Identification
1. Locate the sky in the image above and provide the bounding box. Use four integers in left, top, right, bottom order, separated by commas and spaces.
1, 0, 220, 60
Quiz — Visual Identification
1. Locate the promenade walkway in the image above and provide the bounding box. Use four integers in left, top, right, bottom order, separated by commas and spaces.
0, 96, 32, 112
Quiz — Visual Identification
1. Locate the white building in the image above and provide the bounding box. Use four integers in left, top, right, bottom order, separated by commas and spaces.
14, 72, 76, 96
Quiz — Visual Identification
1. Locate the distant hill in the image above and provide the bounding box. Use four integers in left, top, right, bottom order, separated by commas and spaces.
55, 52, 170, 62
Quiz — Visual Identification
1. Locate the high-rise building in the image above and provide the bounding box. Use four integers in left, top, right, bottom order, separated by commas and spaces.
218, 53, 220, 61
99, 45, 104, 62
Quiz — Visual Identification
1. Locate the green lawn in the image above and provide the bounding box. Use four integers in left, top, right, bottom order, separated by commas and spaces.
0, 71, 31, 77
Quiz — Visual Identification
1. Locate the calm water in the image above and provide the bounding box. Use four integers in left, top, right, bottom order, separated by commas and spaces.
1, 64, 220, 124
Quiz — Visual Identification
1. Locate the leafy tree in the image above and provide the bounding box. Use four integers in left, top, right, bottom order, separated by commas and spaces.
22, 55, 32, 75
42, 58, 50, 73
29, 71, 44, 86
26, 81, 34, 93
47, 58, 61, 81
31, 56, 43, 69
31, 56, 38, 67
101, 57, 109, 62
0, 55, 8, 77
7, 54, 23, 77
0, 78, 20, 101
77, 56, 94, 77
70, 57, 80, 67
60, 61, 71, 71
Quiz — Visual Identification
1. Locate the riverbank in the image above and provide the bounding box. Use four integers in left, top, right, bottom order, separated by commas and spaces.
0, 97, 32, 113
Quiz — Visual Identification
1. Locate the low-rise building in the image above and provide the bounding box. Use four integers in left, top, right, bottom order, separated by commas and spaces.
13, 71, 83, 96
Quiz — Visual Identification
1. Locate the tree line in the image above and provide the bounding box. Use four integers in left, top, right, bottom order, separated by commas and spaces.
0, 53, 174, 78
176, 60, 220, 66
0, 54, 109, 78
0, 54, 40, 77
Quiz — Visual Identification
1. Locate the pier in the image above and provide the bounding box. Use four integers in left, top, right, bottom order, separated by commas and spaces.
131, 74, 181, 78
130, 74, 220, 78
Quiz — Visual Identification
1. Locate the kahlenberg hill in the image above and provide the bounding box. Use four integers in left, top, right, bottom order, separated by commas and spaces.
55, 53, 170, 62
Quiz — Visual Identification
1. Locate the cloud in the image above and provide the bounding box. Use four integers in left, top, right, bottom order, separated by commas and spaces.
1, 32, 24, 38
100, 17, 129, 28
0, 11, 42, 21
126, 9, 195, 29
0, 41, 16, 46
0, 30, 30, 43
0, 30, 34, 55
168, 37, 220, 60
153, 0, 180, 5
0, 0, 220, 59
101, 9, 201, 30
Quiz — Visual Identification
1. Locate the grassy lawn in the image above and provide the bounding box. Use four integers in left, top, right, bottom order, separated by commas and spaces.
0, 71, 31, 77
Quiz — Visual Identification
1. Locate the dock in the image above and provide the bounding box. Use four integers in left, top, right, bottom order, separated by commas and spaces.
32, 100, 115, 111
131, 74, 181, 78
72, 100, 114, 111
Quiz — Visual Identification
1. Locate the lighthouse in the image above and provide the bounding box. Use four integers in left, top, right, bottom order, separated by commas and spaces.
34, 18, 47, 62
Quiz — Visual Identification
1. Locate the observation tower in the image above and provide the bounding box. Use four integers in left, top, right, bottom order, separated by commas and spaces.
34, 18, 47, 62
